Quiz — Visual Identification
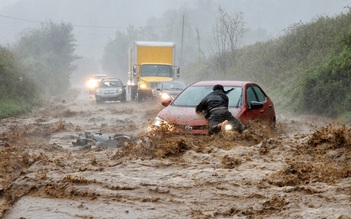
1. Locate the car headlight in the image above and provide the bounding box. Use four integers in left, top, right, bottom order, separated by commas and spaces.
95, 89, 101, 94
160, 92, 172, 100
224, 124, 233, 131
154, 116, 166, 126
139, 83, 147, 89
149, 116, 175, 134
88, 80, 97, 88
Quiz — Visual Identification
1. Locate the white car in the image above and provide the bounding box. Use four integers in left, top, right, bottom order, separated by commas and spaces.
87, 74, 107, 94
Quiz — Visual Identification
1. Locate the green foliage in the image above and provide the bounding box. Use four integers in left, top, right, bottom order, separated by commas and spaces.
14, 21, 79, 98
0, 47, 18, 97
0, 99, 39, 119
183, 8, 351, 121
299, 40, 351, 117
0, 46, 41, 118
0, 46, 37, 100
0, 21, 78, 118
260, 11, 351, 118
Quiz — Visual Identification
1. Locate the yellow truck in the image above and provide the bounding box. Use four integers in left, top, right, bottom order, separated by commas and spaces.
127, 41, 180, 101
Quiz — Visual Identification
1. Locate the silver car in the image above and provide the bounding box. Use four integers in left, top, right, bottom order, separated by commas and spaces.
152, 80, 187, 101
95, 78, 126, 103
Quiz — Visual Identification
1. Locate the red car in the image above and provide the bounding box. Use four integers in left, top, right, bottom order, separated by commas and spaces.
153, 80, 276, 135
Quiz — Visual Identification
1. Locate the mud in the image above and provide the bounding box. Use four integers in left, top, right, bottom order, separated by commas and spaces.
0, 88, 350, 219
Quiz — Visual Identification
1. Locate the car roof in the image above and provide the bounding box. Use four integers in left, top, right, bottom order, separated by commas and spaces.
189, 80, 253, 87
101, 78, 122, 81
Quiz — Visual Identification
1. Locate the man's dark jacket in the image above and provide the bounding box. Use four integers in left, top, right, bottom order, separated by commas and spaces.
195, 90, 228, 118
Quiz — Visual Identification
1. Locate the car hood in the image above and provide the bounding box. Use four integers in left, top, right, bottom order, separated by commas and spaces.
157, 105, 241, 126
97, 87, 121, 91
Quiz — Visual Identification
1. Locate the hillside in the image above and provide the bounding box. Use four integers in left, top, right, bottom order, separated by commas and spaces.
184, 8, 351, 123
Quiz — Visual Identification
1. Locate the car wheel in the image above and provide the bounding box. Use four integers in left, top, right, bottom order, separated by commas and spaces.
96, 99, 103, 104
137, 92, 143, 102
131, 94, 136, 101
131, 87, 137, 101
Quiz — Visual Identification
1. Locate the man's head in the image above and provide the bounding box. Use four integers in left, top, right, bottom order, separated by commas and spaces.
213, 84, 225, 93
213, 84, 234, 94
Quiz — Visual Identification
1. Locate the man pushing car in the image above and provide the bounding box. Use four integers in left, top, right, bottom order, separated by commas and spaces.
195, 84, 246, 135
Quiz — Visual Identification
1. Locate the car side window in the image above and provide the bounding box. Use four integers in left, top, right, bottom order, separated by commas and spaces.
246, 86, 258, 107
116, 81, 123, 87
252, 85, 266, 102
163, 83, 171, 89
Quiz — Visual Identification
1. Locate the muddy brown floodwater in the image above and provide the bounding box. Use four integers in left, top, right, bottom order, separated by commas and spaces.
0, 88, 351, 219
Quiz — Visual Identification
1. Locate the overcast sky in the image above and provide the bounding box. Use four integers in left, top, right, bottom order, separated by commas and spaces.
0, 0, 350, 58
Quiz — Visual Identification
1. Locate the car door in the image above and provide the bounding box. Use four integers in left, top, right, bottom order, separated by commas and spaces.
244, 84, 272, 124
252, 85, 274, 123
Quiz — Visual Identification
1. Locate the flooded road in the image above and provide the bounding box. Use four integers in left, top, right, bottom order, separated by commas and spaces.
1, 88, 350, 218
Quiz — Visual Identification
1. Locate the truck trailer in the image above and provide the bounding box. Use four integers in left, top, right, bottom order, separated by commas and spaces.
127, 41, 180, 101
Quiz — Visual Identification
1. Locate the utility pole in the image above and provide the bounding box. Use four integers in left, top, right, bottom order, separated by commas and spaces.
180, 14, 185, 68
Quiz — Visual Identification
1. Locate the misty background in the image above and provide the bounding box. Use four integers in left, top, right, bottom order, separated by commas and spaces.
0, 0, 350, 84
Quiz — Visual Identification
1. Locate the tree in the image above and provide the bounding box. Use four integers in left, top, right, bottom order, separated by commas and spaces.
212, 5, 245, 73
102, 25, 143, 81
14, 21, 79, 97
0, 46, 36, 100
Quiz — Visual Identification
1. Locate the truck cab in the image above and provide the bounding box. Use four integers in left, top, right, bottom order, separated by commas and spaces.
128, 41, 180, 101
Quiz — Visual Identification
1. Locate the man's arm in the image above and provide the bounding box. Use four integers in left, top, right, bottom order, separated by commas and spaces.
195, 104, 203, 115
195, 98, 206, 113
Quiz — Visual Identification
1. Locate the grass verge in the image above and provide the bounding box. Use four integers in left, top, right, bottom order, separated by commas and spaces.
0, 98, 37, 119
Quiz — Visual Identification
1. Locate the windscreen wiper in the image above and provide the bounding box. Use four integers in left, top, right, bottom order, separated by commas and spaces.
224, 87, 235, 94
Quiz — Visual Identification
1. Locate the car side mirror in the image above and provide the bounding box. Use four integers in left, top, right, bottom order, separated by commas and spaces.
173, 66, 180, 78
161, 99, 172, 107
250, 101, 263, 110
176, 67, 180, 78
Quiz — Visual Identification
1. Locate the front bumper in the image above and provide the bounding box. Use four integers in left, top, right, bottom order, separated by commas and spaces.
95, 92, 125, 101
151, 117, 208, 135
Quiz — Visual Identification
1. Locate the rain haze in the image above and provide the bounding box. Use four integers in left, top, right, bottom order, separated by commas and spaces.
2, 1, 351, 219
0, 0, 350, 82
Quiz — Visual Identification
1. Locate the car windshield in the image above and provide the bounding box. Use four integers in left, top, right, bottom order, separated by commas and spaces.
99, 81, 123, 88
141, 64, 172, 77
172, 85, 243, 107
161, 81, 186, 90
